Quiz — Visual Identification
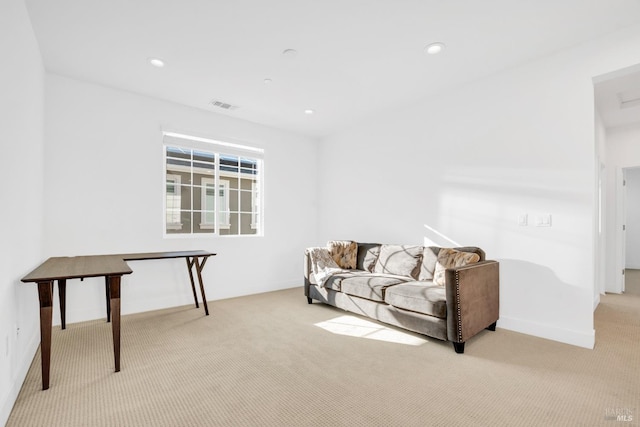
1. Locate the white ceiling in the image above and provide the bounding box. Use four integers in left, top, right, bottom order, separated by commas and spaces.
25, 0, 640, 139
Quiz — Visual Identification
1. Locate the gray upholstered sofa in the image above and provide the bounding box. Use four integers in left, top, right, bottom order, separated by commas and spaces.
304, 242, 499, 353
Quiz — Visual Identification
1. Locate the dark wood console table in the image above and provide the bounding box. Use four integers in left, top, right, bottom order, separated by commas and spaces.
21, 250, 215, 390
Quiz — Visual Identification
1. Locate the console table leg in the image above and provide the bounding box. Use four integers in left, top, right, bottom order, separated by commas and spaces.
108, 275, 121, 372
194, 257, 209, 316
37, 281, 53, 390
57, 279, 66, 330
185, 257, 199, 308
104, 276, 111, 323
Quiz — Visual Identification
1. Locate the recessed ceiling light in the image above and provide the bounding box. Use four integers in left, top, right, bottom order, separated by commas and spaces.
304, 109, 315, 115
148, 57, 165, 68
263, 78, 273, 84
425, 42, 445, 55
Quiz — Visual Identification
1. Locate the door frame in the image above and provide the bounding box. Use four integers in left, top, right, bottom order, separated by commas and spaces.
614, 167, 626, 294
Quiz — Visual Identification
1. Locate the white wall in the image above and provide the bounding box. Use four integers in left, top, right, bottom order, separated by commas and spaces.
317, 24, 640, 349
0, 0, 45, 424
44, 74, 318, 324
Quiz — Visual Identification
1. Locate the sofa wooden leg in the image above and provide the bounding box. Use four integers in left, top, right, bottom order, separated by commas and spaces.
307, 297, 312, 304
453, 342, 465, 354
486, 321, 497, 331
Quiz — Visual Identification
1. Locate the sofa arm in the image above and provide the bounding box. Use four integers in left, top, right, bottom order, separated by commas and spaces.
445, 260, 499, 349
302, 250, 316, 301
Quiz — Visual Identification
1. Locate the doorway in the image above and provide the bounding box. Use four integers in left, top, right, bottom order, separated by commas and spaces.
593, 63, 640, 300
622, 167, 640, 294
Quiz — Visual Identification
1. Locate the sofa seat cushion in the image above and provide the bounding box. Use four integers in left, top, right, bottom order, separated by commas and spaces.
340, 274, 410, 302
322, 270, 372, 291
384, 281, 447, 318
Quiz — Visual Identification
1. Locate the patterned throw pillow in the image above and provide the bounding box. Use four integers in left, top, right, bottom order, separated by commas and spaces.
327, 240, 358, 269
373, 244, 423, 278
433, 248, 480, 286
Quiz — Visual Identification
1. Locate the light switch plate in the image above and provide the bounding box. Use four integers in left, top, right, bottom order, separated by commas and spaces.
518, 214, 528, 226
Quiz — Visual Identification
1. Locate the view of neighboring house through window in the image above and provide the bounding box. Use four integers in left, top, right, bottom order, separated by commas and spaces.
166, 174, 182, 229
163, 132, 263, 236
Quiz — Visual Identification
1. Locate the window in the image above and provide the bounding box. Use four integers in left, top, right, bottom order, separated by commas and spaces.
166, 174, 182, 229
200, 178, 230, 229
163, 132, 263, 236
199, 177, 215, 229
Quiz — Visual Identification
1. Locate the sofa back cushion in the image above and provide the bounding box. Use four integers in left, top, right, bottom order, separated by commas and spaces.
418, 247, 440, 281
356, 243, 381, 272
327, 240, 358, 269
433, 248, 481, 286
373, 244, 423, 279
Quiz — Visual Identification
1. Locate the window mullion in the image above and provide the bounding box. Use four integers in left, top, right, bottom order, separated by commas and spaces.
190, 149, 194, 234
215, 153, 220, 234
237, 166, 242, 235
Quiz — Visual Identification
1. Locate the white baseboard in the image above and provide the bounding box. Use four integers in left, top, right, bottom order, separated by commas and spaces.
0, 329, 39, 427
275, 280, 301, 290
499, 316, 595, 349
593, 293, 601, 311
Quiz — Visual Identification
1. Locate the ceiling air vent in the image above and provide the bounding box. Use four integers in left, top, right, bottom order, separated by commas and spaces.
209, 99, 239, 111
618, 88, 640, 109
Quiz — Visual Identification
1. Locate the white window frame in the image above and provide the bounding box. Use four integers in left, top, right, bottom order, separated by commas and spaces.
199, 177, 216, 229
163, 131, 264, 238
165, 174, 182, 230
214, 179, 231, 230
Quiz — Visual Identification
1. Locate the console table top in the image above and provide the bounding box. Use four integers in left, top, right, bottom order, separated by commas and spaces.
21, 250, 216, 282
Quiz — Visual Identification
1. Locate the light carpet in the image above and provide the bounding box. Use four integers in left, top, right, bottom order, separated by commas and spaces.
6, 286, 640, 426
